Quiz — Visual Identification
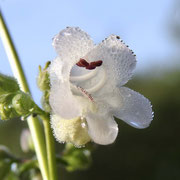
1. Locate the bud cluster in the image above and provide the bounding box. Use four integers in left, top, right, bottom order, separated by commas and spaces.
0, 74, 42, 120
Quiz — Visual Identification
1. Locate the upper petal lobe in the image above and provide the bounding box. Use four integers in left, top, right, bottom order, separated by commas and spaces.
85, 35, 136, 87
52, 27, 94, 64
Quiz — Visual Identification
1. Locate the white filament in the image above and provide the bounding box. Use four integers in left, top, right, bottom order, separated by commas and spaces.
70, 67, 106, 96
70, 68, 97, 82
86, 68, 106, 93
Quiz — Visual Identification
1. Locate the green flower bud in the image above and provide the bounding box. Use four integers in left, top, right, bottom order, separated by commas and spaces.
12, 92, 41, 117
0, 90, 43, 120
0, 73, 19, 95
0, 73, 21, 120
0, 102, 19, 120
37, 61, 50, 91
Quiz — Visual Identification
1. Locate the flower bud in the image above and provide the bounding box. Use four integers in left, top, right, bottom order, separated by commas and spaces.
0, 103, 18, 120
37, 61, 50, 91
12, 92, 40, 117
0, 73, 21, 120
41, 90, 51, 112
0, 94, 16, 120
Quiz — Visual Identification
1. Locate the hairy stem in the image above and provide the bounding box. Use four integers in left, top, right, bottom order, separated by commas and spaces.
0, 10, 49, 180
40, 113, 58, 180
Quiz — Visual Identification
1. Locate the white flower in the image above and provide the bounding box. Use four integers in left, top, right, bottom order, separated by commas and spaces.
49, 27, 153, 146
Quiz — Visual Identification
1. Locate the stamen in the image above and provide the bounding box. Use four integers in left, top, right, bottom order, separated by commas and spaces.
76, 58, 89, 67
71, 59, 106, 99
89, 60, 103, 67
86, 65, 96, 70
86, 60, 103, 70
76, 58, 103, 70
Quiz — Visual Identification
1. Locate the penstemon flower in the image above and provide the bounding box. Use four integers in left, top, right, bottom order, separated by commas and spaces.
49, 27, 153, 147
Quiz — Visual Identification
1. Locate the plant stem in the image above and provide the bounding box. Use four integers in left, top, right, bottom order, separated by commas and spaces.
40, 113, 58, 180
0, 10, 49, 180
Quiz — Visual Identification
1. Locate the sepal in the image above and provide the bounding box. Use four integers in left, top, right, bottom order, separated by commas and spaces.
37, 61, 50, 91
37, 62, 51, 112
41, 90, 51, 112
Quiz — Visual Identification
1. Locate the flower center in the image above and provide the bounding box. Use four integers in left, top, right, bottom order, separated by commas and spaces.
70, 58, 106, 100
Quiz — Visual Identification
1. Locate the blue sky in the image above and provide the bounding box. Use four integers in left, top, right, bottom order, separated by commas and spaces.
0, 0, 175, 103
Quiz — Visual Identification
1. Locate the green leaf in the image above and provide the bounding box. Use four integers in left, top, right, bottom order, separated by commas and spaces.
0, 73, 19, 95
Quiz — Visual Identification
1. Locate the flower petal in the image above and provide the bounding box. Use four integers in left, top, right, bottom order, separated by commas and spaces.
51, 114, 91, 147
49, 56, 82, 119
114, 87, 153, 128
52, 27, 94, 63
85, 35, 136, 86
49, 56, 95, 119
49, 79, 82, 119
86, 112, 118, 145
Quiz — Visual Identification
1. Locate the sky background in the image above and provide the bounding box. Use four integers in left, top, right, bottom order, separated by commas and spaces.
0, 0, 177, 104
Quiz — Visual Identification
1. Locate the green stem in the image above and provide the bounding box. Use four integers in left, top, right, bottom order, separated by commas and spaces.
40, 113, 58, 180
0, 10, 49, 180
